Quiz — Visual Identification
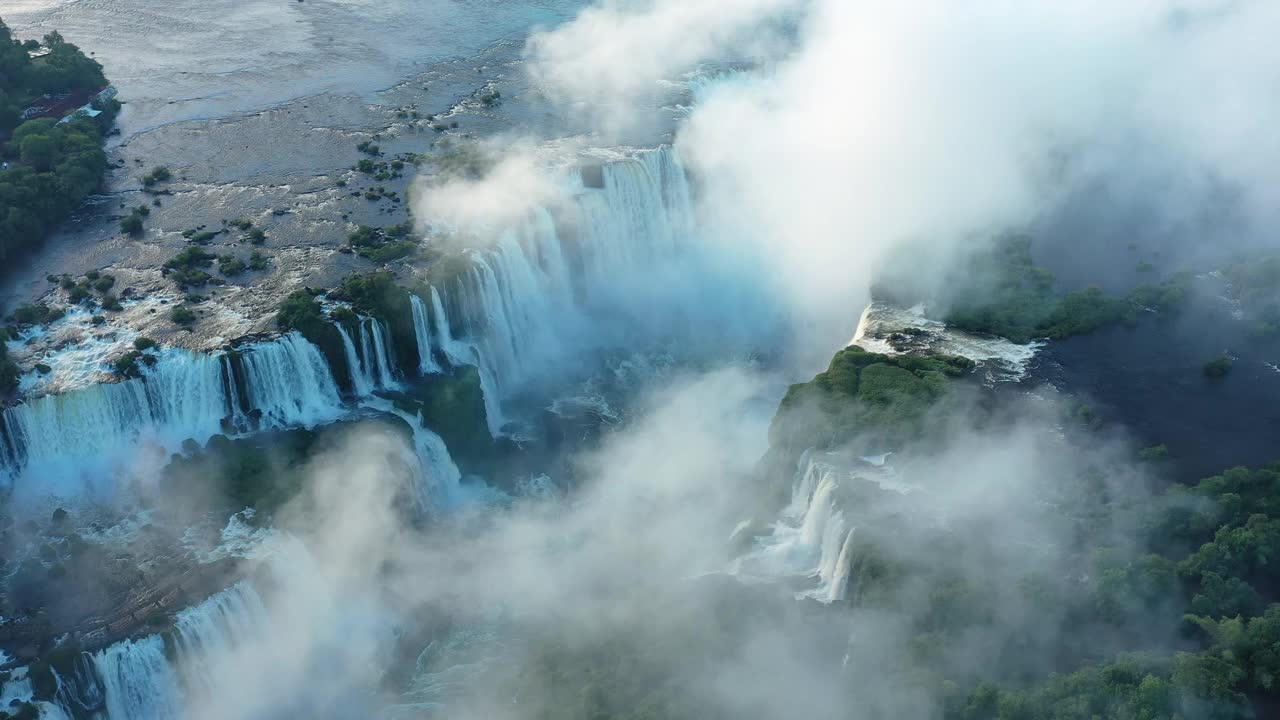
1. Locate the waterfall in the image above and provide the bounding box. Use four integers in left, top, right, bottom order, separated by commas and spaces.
358, 317, 398, 390
410, 295, 443, 376
422, 147, 693, 431
361, 397, 462, 508
429, 287, 469, 367
337, 322, 374, 398
431, 286, 506, 437
0, 349, 229, 497
0, 146, 697, 493
170, 582, 271, 697
94, 635, 182, 720
239, 332, 343, 427
92, 581, 269, 719
730, 453, 858, 605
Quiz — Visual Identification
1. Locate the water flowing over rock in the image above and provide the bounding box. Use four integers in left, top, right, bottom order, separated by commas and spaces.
94, 635, 183, 720
337, 322, 373, 399
239, 333, 345, 427
731, 451, 907, 604
410, 294, 444, 376
0, 333, 342, 499
428, 147, 697, 430
338, 317, 400, 398
90, 582, 269, 720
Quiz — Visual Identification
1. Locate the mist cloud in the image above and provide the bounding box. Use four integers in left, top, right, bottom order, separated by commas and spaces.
522, 0, 1280, 355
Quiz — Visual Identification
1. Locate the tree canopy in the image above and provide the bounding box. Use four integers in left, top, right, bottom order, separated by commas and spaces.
0, 18, 113, 269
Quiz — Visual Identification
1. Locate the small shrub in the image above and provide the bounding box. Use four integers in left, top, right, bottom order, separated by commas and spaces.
218, 255, 246, 276
247, 250, 269, 271
93, 275, 115, 292
134, 337, 157, 351
248, 228, 266, 244
113, 350, 142, 376
142, 166, 171, 186
1139, 444, 1169, 462
120, 213, 144, 235
1203, 355, 1232, 379
170, 306, 196, 326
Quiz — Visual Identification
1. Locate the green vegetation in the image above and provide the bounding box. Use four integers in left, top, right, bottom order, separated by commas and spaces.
183, 228, 222, 245
28, 643, 83, 700
43, 271, 117, 310
217, 254, 246, 277
771, 345, 973, 452
0, 22, 116, 267
275, 290, 352, 394
1204, 355, 1232, 379
330, 271, 419, 370
247, 249, 268, 271
1140, 444, 1170, 462
393, 365, 493, 464
119, 204, 149, 235
169, 305, 195, 326
163, 247, 217, 289
161, 429, 320, 518
1222, 256, 1280, 338
141, 165, 170, 187
876, 236, 1193, 344
347, 223, 418, 263
0, 331, 19, 395
938, 237, 1130, 343
113, 347, 157, 377
9, 302, 64, 325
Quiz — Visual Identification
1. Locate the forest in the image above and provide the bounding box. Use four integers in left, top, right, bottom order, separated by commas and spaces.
0, 18, 114, 267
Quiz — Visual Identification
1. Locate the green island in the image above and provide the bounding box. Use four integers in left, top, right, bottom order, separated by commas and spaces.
0, 18, 117, 264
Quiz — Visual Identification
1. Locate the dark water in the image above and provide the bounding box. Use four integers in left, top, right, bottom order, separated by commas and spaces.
1033, 296, 1280, 484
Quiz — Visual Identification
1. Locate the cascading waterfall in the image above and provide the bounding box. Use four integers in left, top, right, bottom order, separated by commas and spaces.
169, 582, 271, 698
95, 635, 183, 720
0, 332, 346, 496
337, 322, 374, 398
422, 146, 694, 433
430, 286, 507, 437
429, 287, 471, 368
0, 146, 697, 492
90, 581, 270, 720
339, 316, 399, 395
366, 396, 463, 509
359, 317, 398, 390
0, 349, 228, 497
410, 294, 443, 376
237, 332, 344, 427
730, 452, 860, 605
